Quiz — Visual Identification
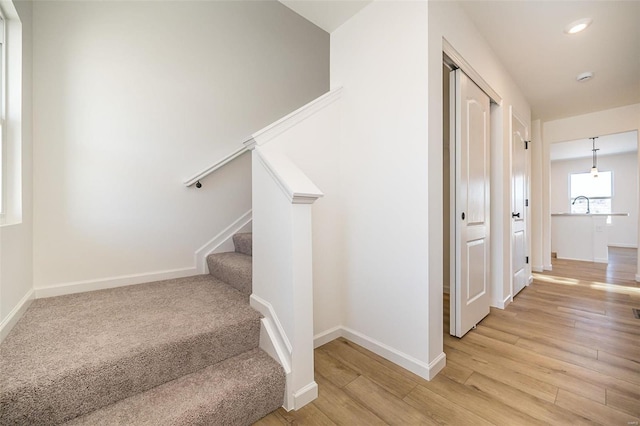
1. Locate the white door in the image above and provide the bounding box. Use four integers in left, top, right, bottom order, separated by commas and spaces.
511, 111, 528, 296
452, 69, 491, 338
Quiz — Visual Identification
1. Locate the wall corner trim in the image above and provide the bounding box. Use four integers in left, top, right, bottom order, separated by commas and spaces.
0, 289, 35, 343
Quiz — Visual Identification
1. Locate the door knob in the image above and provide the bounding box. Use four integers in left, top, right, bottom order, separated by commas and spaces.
512, 212, 520, 218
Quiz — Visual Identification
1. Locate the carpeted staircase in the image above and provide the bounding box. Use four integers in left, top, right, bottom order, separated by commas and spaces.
0, 233, 285, 425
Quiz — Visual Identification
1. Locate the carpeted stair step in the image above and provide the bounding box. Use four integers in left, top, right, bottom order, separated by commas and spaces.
233, 232, 252, 256
0, 275, 261, 425
65, 348, 285, 426
207, 252, 252, 295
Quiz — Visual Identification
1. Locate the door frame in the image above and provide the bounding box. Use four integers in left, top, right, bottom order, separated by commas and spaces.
509, 106, 531, 300
443, 41, 504, 335
450, 68, 492, 337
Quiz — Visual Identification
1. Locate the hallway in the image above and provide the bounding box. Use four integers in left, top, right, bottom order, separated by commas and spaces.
256, 249, 640, 425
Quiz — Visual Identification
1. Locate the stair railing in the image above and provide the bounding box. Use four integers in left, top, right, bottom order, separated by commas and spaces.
183, 146, 249, 188
183, 89, 341, 189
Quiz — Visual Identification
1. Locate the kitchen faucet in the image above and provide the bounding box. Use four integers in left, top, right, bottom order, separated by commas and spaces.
572, 195, 590, 214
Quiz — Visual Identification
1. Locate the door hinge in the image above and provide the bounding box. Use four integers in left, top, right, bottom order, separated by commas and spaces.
525, 256, 529, 264
525, 199, 529, 207
525, 140, 530, 149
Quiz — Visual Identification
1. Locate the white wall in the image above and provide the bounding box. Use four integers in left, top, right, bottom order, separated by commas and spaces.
428, 0, 530, 357
331, 1, 434, 377
0, 0, 33, 340
530, 119, 543, 271
538, 103, 640, 273
326, 0, 531, 378
31, 1, 329, 292
550, 152, 638, 248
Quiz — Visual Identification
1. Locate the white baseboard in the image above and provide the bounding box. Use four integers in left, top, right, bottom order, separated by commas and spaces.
594, 257, 608, 264
543, 264, 553, 271
292, 381, 318, 410
258, 318, 291, 373
250, 294, 293, 356
532, 266, 544, 273
0, 289, 34, 343
250, 294, 298, 410
34, 267, 198, 299
427, 352, 447, 380
251, 295, 318, 412
33, 212, 253, 299
492, 294, 512, 310
195, 210, 252, 273
635, 274, 640, 282
313, 325, 445, 380
503, 295, 512, 308
608, 243, 638, 249
528, 275, 534, 285
313, 326, 342, 348
341, 326, 436, 380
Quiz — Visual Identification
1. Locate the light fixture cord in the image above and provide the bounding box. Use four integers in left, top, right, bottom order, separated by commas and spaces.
591, 137, 599, 168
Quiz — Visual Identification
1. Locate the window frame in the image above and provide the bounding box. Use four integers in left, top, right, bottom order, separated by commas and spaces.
569, 170, 613, 214
0, 11, 5, 218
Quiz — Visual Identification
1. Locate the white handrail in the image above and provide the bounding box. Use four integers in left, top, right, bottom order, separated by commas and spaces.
184, 87, 342, 188
182, 146, 248, 187
244, 88, 343, 150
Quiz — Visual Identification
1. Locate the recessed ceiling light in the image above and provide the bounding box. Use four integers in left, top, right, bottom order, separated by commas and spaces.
565, 18, 593, 34
576, 71, 594, 82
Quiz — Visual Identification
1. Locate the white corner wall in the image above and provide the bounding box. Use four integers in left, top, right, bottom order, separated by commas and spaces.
0, 0, 33, 341
31, 1, 329, 293
331, 1, 435, 377
428, 0, 530, 356
540, 104, 640, 275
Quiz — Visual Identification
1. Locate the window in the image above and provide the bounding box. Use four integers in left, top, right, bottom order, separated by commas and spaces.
570, 171, 612, 214
0, 14, 4, 217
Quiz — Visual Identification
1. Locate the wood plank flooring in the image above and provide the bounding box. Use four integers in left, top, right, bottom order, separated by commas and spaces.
255, 247, 640, 425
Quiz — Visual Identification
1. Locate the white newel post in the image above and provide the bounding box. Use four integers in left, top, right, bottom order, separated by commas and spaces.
248, 146, 322, 411
242, 88, 340, 410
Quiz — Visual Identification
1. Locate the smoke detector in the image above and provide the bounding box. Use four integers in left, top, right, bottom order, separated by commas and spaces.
576, 71, 594, 82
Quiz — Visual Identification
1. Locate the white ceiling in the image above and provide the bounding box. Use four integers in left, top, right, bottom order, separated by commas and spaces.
279, 0, 371, 33
550, 130, 638, 162
460, 1, 640, 122
280, 1, 640, 122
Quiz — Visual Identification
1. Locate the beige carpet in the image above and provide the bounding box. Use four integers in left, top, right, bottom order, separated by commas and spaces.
1, 232, 285, 425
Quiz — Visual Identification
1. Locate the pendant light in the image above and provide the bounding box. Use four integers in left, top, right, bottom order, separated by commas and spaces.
590, 137, 599, 177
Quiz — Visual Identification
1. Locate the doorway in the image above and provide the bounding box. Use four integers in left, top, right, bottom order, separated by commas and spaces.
548, 130, 638, 265
443, 56, 498, 338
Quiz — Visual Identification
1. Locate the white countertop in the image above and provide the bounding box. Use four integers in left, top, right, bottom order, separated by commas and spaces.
551, 213, 629, 217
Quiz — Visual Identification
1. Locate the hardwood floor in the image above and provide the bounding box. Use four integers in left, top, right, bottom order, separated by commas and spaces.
255, 248, 640, 425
